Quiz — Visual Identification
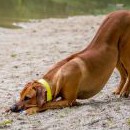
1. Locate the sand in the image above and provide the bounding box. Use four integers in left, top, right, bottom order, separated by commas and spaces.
0, 15, 130, 130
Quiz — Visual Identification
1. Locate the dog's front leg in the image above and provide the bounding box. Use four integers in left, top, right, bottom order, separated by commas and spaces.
39, 100, 76, 111
25, 100, 76, 115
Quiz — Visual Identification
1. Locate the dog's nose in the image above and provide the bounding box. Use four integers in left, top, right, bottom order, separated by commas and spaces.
10, 104, 19, 112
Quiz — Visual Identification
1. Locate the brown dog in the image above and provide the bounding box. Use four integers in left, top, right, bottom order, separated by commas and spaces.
9, 10, 130, 115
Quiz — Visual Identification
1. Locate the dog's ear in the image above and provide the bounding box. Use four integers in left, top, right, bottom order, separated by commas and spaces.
36, 86, 47, 107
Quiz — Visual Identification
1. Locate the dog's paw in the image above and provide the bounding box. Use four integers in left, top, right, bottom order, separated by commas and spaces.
21, 107, 39, 115
120, 91, 129, 98
112, 89, 120, 95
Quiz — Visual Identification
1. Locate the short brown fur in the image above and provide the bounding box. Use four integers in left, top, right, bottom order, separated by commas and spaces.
10, 10, 130, 114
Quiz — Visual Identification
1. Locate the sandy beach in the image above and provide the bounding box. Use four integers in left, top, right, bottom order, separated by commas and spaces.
0, 15, 130, 130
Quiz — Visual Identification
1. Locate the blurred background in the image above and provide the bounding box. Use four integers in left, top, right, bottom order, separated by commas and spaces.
0, 0, 130, 28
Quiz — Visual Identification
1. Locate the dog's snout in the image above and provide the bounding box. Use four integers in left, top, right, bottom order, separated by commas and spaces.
10, 104, 20, 112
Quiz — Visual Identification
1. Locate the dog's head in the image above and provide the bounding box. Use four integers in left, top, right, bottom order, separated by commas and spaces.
10, 81, 47, 112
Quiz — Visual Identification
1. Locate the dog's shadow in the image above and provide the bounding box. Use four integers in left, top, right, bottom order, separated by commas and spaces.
75, 96, 130, 108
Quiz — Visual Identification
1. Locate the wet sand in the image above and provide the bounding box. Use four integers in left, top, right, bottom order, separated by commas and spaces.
0, 15, 130, 130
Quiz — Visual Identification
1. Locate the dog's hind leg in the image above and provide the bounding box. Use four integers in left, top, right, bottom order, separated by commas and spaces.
113, 61, 128, 95
120, 65, 130, 98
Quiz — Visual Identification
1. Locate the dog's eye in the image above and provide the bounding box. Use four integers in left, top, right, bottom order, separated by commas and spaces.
24, 96, 31, 101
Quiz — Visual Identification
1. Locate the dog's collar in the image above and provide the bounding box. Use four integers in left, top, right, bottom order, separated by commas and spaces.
37, 79, 52, 102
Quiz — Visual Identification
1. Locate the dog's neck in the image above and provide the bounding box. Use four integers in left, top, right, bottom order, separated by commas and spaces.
37, 79, 52, 101
42, 76, 60, 99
